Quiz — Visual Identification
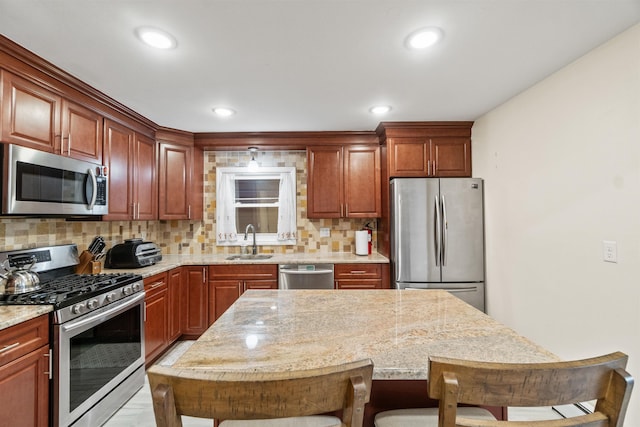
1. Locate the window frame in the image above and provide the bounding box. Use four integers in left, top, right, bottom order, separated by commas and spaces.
216, 166, 296, 247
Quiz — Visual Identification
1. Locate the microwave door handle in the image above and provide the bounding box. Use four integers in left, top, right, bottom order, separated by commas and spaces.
86, 168, 98, 210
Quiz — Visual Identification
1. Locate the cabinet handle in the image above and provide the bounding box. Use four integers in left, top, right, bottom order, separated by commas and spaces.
345, 204, 349, 217
203, 267, 207, 284
136, 203, 140, 219
427, 160, 431, 176
188, 205, 192, 219
432, 159, 436, 175
148, 281, 165, 289
68, 133, 72, 156
0, 342, 19, 354
44, 349, 52, 379
349, 270, 367, 274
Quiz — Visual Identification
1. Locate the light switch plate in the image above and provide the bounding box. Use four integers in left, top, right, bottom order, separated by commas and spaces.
319, 227, 330, 238
603, 240, 617, 263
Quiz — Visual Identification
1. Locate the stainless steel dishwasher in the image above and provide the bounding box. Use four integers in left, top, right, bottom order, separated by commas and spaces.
279, 264, 334, 289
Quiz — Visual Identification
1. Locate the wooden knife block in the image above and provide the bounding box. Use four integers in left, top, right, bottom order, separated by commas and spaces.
75, 250, 101, 274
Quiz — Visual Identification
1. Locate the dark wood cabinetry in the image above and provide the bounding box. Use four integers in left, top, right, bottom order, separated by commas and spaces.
158, 138, 203, 220
334, 263, 389, 289
104, 119, 157, 220
182, 266, 209, 337
208, 264, 278, 322
379, 122, 472, 178
167, 268, 183, 342
0, 314, 49, 427
144, 272, 169, 364
1, 70, 103, 163
307, 145, 381, 218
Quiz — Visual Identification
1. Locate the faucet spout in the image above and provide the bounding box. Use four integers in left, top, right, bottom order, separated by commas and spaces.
244, 224, 257, 255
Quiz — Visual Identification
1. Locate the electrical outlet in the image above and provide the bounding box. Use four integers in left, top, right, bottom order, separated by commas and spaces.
603, 240, 617, 263
319, 227, 330, 238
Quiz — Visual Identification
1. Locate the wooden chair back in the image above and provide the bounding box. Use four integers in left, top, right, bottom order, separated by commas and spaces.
427, 351, 633, 427
148, 358, 374, 427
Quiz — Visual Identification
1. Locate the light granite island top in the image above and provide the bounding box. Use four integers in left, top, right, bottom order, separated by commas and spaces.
173, 289, 558, 380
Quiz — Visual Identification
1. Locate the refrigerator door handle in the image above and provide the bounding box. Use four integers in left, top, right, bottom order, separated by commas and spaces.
434, 195, 441, 266
442, 194, 448, 266
395, 195, 403, 281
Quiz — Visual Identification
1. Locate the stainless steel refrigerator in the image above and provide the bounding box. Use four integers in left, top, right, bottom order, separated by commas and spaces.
390, 178, 485, 312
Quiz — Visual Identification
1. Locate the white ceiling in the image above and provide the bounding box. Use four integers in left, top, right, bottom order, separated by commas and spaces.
0, 1, 638, 133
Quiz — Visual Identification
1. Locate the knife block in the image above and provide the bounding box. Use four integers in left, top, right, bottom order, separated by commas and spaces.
75, 250, 101, 274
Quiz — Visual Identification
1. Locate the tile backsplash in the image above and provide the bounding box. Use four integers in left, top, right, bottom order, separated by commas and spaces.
0, 151, 376, 255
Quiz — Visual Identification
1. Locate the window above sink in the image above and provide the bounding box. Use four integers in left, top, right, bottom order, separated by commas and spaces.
216, 167, 297, 247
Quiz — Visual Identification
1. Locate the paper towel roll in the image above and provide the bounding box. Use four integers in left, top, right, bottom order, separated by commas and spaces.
355, 230, 369, 256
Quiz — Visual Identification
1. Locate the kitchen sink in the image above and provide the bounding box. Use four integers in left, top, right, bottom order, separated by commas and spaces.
225, 254, 273, 260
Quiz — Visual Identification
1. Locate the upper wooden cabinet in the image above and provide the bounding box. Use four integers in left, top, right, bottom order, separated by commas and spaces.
1, 70, 103, 163
307, 145, 381, 218
378, 122, 472, 178
103, 119, 157, 220
158, 137, 203, 221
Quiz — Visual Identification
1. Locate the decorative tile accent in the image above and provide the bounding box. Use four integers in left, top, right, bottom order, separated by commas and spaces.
0, 151, 377, 255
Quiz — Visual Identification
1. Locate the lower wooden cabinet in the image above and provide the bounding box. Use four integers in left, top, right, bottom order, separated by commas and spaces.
334, 263, 390, 289
144, 272, 169, 363
0, 315, 50, 427
167, 268, 183, 342
209, 265, 278, 323
182, 266, 209, 337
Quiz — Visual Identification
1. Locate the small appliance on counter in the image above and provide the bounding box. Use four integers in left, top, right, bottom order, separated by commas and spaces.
104, 238, 162, 269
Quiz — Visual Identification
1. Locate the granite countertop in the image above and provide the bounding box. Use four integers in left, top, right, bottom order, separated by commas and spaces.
0, 305, 52, 330
104, 252, 389, 278
173, 289, 558, 380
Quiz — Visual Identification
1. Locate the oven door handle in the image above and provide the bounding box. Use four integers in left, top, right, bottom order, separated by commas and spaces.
62, 292, 144, 333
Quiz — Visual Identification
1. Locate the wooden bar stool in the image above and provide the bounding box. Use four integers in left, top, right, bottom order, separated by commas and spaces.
375, 351, 633, 427
148, 359, 373, 427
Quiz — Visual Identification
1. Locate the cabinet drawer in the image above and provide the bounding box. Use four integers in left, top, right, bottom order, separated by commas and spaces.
144, 272, 168, 293
334, 263, 382, 279
210, 264, 278, 280
0, 315, 49, 366
335, 279, 383, 290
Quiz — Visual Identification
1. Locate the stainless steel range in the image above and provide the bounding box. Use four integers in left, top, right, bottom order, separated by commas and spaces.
0, 244, 145, 427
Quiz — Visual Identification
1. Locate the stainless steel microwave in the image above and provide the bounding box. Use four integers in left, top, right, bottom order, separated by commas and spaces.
0, 144, 108, 216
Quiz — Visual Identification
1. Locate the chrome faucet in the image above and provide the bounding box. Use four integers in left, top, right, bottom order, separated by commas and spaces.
244, 224, 257, 255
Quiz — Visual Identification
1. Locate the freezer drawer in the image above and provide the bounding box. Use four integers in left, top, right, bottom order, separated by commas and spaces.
397, 283, 485, 312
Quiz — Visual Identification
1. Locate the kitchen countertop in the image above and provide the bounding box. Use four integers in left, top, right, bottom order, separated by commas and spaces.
103, 252, 389, 278
0, 305, 52, 330
173, 289, 558, 380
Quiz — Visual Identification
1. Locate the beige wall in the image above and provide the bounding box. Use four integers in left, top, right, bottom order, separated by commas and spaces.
473, 23, 640, 423
0, 150, 375, 256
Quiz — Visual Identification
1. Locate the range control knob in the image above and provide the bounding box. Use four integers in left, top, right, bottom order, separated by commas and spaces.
123, 285, 133, 296
105, 292, 116, 303
132, 282, 142, 292
87, 299, 99, 310
71, 304, 85, 315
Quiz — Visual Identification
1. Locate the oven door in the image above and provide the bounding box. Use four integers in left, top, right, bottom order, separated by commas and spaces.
54, 292, 145, 427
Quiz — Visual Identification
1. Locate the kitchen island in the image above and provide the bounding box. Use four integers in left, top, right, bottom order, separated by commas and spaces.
171, 289, 558, 425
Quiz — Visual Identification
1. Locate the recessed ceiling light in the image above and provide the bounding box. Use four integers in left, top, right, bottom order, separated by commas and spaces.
369, 105, 392, 115
212, 107, 236, 117
135, 27, 177, 49
405, 27, 444, 50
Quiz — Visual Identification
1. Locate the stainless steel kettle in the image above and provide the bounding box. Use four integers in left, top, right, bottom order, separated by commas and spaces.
0, 255, 41, 294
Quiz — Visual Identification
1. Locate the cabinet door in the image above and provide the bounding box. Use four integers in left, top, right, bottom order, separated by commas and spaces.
209, 280, 242, 323
388, 138, 429, 177
144, 285, 168, 363
167, 268, 183, 342
182, 267, 208, 336
61, 99, 103, 163
134, 134, 158, 220
103, 119, 134, 220
431, 137, 471, 177
344, 146, 381, 217
1, 71, 59, 152
158, 142, 193, 219
307, 146, 343, 218
0, 346, 49, 427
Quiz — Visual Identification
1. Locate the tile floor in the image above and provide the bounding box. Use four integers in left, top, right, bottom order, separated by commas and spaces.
102, 341, 564, 426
